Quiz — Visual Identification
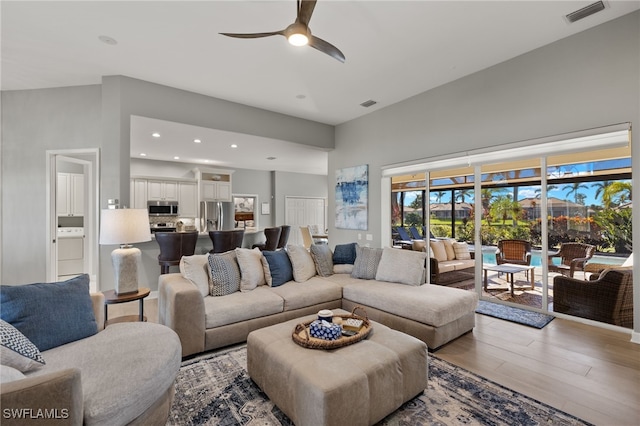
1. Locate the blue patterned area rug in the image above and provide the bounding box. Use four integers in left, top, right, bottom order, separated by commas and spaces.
167, 344, 590, 426
475, 300, 555, 329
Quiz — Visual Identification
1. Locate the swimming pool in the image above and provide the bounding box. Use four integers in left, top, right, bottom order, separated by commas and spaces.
481, 249, 626, 267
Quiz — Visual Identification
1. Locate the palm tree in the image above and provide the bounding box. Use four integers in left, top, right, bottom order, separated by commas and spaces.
564, 182, 589, 204
602, 181, 632, 208
591, 180, 614, 201
434, 191, 447, 204
455, 189, 473, 203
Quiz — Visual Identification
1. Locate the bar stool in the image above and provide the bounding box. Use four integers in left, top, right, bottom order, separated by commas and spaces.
252, 227, 281, 251
156, 231, 198, 274
277, 225, 291, 249
209, 229, 245, 253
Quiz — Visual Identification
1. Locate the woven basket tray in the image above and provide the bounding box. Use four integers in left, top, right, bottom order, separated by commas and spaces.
292, 306, 372, 350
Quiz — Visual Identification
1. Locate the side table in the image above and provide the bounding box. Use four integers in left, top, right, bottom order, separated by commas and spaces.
103, 287, 150, 327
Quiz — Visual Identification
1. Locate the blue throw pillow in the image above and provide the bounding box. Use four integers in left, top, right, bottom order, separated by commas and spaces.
333, 243, 357, 265
0, 274, 97, 351
262, 250, 294, 287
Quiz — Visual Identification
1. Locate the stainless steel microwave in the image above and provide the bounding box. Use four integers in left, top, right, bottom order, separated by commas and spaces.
147, 201, 179, 216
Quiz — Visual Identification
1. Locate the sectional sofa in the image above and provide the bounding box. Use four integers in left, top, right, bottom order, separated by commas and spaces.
159, 243, 478, 357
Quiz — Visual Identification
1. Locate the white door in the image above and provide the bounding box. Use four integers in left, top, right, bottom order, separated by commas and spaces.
47, 151, 99, 291
285, 197, 327, 246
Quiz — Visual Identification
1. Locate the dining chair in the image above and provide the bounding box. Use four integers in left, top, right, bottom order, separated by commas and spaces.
277, 225, 291, 249
300, 226, 314, 250
252, 227, 281, 251
156, 231, 198, 274
209, 229, 245, 253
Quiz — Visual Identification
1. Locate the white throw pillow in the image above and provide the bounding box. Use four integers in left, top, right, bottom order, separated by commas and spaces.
442, 239, 456, 260
453, 242, 472, 260
286, 245, 317, 282
235, 248, 266, 291
0, 320, 45, 372
429, 240, 448, 262
375, 247, 427, 286
180, 255, 210, 297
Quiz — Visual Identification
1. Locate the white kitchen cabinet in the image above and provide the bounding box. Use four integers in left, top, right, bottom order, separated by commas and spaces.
148, 180, 178, 201
178, 181, 198, 217
200, 175, 232, 202
57, 172, 84, 216
130, 178, 148, 209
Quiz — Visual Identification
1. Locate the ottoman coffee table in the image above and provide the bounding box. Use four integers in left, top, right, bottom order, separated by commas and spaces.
247, 309, 428, 426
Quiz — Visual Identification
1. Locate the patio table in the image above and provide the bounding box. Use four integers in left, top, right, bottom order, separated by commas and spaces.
483, 263, 535, 296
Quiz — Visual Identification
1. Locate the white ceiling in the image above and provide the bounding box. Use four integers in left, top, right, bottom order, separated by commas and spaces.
3, 1, 639, 174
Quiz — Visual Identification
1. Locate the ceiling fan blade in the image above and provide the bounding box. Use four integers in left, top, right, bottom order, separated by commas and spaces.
220, 31, 284, 39
309, 35, 345, 63
297, 0, 317, 26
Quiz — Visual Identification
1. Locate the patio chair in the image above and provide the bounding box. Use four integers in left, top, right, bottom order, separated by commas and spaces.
394, 227, 412, 241
553, 268, 633, 328
409, 226, 422, 239
548, 242, 595, 278
497, 239, 532, 279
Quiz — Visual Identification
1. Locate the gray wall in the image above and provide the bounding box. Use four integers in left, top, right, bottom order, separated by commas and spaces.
328, 11, 640, 337
1, 85, 102, 284
1, 77, 333, 286
329, 11, 640, 249
273, 171, 329, 226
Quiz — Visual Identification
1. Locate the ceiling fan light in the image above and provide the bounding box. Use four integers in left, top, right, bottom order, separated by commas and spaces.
288, 33, 308, 46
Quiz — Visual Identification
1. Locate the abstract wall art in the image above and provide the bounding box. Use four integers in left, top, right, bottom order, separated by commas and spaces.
335, 164, 368, 230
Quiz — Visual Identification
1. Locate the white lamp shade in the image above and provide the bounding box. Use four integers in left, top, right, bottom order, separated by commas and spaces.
99, 209, 151, 245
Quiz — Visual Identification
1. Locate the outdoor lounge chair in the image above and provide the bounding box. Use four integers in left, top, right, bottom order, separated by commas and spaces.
548, 242, 595, 278
553, 268, 633, 328
394, 227, 413, 241
409, 226, 422, 239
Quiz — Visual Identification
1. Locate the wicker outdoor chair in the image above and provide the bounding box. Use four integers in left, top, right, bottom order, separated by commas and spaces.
553, 268, 633, 328
497, 239, 532, 279
548, 242, 595, 277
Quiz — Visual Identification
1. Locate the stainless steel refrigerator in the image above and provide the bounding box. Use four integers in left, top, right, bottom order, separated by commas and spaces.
199, 201, 235, 232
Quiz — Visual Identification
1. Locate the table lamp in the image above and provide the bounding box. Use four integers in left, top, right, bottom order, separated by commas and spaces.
99, 208, 151, 294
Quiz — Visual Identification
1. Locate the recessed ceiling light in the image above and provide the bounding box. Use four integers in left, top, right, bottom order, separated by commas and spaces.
152, 132, 161, 138
267, 156, 277, 160
230, 144, 238, 148
194, 139, 201, 143
140, 153, 147, 157
174, 156, 180, 160
98, 35, 118, 45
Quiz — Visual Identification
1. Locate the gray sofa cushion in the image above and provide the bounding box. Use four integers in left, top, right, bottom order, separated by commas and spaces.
30, 322, 181, 425
375, 247, 426, 286
342, 280, 478, 327
208, 251, 241, 296
351, 246, 383, 279
269, 277, 342, 311
204, 286, 284, 329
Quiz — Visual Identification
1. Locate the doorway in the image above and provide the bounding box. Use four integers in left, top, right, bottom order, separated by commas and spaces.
285, 197, 327, 246
46, 150, 99, 291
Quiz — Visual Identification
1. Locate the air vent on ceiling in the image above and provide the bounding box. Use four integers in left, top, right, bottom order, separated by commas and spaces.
360, 100, 377, 108
565, 1, 606, 23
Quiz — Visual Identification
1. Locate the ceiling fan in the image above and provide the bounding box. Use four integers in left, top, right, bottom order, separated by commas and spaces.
220, 0, 345, 63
